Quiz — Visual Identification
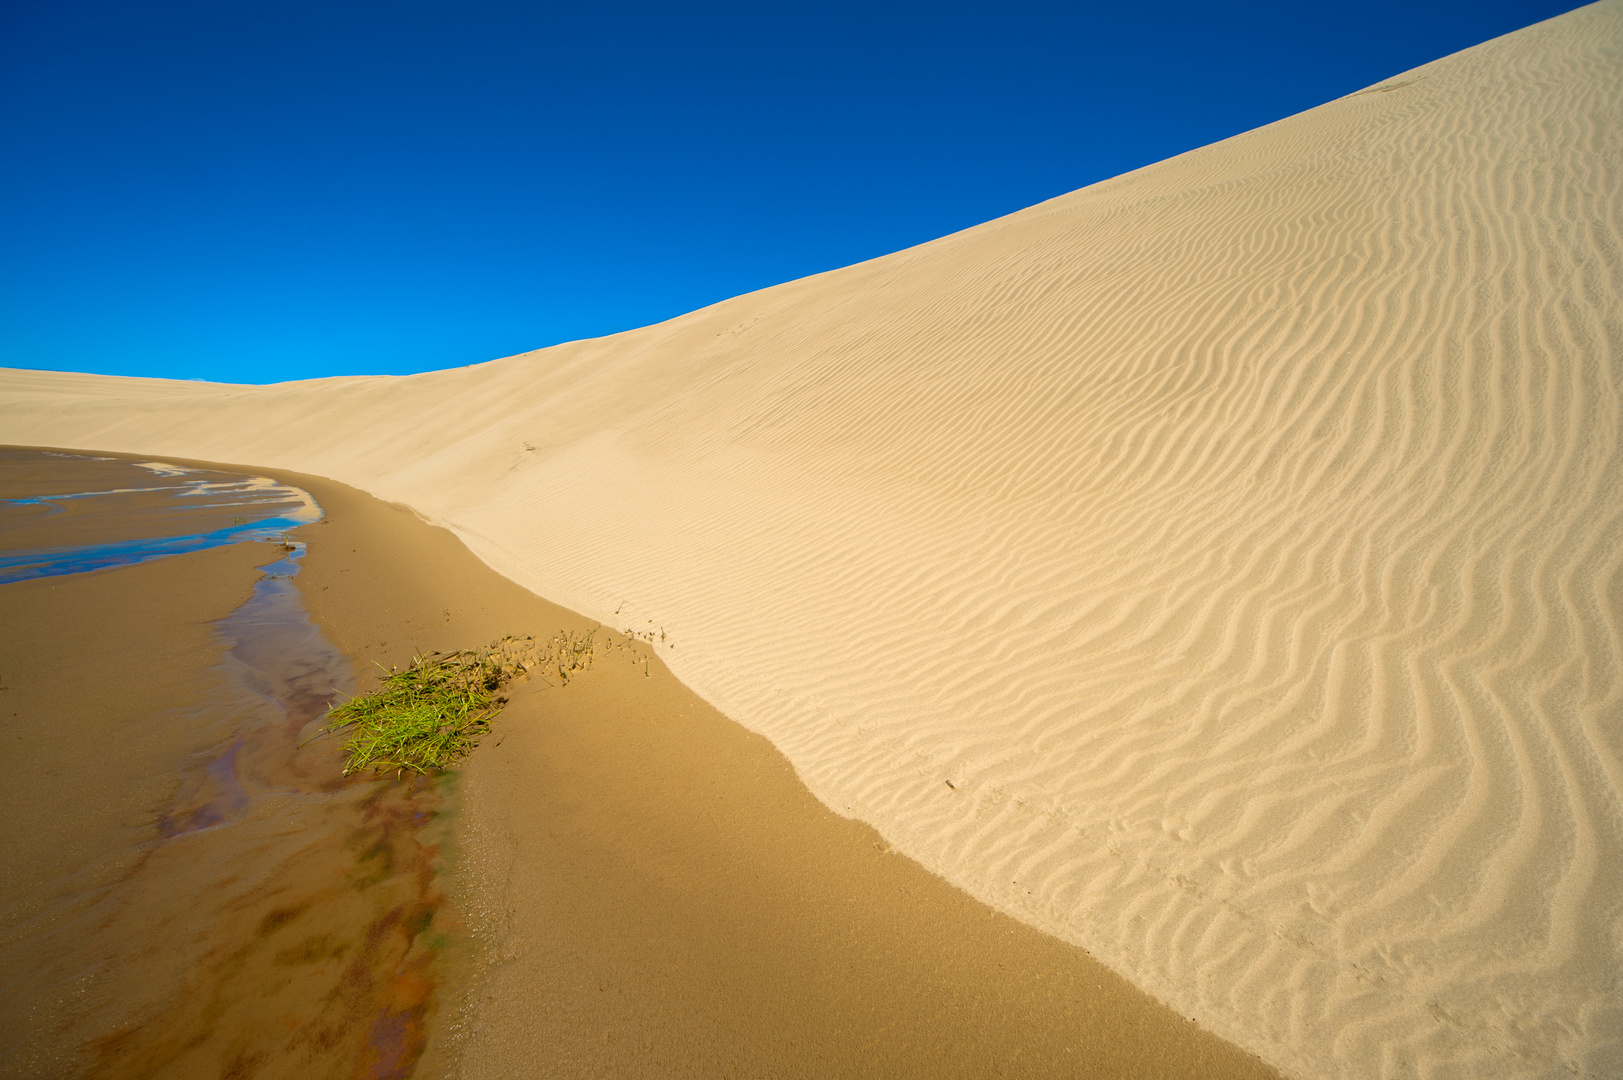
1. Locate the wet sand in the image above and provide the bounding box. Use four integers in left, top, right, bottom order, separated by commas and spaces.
0, 451, 448, 1080
0, 541, 268, 1011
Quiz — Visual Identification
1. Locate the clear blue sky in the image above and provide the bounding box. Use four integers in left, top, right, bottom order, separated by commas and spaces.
0, 0, 1582, 384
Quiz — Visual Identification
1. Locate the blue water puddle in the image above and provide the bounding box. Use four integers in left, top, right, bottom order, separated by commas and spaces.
0, 459, 322, 584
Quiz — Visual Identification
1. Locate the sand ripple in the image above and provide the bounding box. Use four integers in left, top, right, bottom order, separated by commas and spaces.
5, 4, 1622, 1076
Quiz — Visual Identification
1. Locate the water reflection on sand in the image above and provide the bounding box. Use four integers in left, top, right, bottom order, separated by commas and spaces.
0, 453, 320, 584
0, 450, 453, 1080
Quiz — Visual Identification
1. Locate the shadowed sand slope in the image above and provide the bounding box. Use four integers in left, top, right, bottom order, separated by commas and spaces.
4, 4, 1622, 1077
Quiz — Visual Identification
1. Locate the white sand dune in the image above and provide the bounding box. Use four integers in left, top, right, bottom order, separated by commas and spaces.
5, 4, 1621, 1076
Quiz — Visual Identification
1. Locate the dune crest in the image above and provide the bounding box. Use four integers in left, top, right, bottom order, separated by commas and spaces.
5, 4, 1622, 1076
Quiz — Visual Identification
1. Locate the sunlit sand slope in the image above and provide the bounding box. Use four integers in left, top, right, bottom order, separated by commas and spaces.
5, 4, 1621, 1076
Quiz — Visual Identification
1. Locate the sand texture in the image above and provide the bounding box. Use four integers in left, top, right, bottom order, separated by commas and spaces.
4, 5, 1621, 1076
283, 469, 1276, 1079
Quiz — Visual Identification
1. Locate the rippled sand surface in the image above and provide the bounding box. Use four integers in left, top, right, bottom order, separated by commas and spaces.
5, 5, 1621, 1076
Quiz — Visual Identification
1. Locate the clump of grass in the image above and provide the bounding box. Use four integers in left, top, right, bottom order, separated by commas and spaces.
323, 631, 597, 776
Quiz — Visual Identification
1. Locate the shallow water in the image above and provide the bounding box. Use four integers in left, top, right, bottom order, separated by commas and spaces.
0, 449, 319, 583
0, 450, 453, 1080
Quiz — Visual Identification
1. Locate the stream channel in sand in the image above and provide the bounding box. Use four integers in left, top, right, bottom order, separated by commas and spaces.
0, 449, 456, 1080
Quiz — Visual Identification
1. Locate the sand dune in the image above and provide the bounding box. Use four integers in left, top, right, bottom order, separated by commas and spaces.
5, 4, 1621, 1076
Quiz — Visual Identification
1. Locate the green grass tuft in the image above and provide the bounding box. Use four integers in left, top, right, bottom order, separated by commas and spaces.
322, 631, 597, 776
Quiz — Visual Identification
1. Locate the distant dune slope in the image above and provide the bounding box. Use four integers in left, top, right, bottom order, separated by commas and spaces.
5, 4, 1621, 1077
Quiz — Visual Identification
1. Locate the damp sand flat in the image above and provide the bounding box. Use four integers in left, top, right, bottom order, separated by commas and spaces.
3, 6, 1622, 1076
0, 448, 319, 583
0, 452, 448, 1080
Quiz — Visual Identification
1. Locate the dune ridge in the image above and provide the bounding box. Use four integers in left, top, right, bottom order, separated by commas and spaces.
5, 5, 1621, 1076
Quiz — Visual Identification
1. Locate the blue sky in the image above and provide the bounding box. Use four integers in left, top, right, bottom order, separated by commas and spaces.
0, 0, 1582, 384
